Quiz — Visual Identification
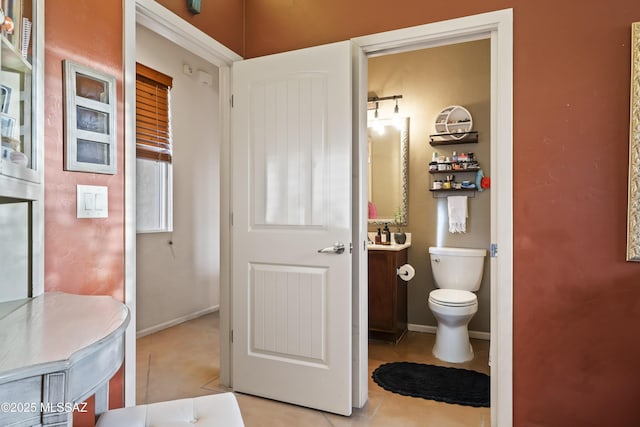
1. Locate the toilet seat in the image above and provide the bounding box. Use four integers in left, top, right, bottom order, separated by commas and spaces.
429, 289, 477, 307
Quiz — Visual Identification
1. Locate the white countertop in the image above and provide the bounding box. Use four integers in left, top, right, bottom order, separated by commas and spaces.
367, 232, 411, 251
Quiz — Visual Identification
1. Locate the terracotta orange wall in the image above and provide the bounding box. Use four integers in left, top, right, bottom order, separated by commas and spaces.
41, 1, 640, 425
44, 1, 124, 425
154, 0, 244, 56
240, 1, 640, 426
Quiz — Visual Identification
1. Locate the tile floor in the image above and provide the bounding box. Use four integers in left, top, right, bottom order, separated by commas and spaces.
137, 313, 491, 426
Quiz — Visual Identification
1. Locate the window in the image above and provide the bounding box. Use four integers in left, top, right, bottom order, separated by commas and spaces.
136, 63, 173, 233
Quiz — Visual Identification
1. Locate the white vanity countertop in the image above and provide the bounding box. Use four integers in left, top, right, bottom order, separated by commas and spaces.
367, 232, 411, 251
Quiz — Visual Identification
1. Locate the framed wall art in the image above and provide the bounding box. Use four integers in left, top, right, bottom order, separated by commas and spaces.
63, 60, 117, 174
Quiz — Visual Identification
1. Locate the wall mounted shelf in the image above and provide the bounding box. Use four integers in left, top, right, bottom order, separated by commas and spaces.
429, 131, 478, 145
434, 105, 472, 136
429, 188, 477, 198
428, 113, 482, 197
429, 166, 480, 174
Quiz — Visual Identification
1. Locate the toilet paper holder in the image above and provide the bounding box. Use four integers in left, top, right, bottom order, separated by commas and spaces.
397, 268, 410, 276
396, 264, 415, 281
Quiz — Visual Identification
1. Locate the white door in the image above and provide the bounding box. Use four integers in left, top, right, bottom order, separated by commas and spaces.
231, 41, 354, 416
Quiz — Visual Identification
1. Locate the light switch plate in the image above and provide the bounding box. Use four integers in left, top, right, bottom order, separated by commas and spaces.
77, 185, 108, 218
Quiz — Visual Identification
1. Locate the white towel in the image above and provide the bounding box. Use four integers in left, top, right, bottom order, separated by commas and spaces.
447, 196, 468, 233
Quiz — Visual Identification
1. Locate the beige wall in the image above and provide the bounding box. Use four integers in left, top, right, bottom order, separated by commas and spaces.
136, 25, 221, 333
368, 39, 491, 332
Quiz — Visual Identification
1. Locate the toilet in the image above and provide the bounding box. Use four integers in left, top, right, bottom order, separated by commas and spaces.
428, 246, 486, 363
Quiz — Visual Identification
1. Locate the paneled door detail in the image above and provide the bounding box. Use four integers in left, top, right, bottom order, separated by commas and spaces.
232, 41, 353, 416
250, 74, 327, 228
250, 264, 326, 363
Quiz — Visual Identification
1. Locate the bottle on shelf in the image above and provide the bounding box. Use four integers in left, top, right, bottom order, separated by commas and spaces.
382, 223, 391, 245
429, 151, 438, 172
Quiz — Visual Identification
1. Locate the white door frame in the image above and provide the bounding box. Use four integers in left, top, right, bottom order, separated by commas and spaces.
123, 0, 241, 405
352, 9, 513, 426
124, 5, 513, 425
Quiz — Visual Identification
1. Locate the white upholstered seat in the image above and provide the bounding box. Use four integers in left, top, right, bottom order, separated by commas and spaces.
95, 393, 244, 427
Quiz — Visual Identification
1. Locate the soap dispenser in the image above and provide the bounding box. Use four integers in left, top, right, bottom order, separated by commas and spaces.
383, 223, 391, 245
375, 228, 382, 244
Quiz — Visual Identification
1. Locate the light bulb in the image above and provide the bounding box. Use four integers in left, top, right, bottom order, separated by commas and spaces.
392, 98, 402, 129
374, 120, 385, 135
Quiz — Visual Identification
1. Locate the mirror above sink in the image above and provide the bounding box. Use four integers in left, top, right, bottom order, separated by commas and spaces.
367, 117, 409, 227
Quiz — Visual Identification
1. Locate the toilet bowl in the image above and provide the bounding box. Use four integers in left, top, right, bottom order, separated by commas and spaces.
429, 289, 478, 362
428, 247, 486, 363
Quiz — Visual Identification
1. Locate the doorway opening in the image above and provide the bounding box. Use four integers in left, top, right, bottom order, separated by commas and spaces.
354, 10, 513, 425
124, 4, 512, 424
364, 39, 492, 424
134, 21, 222, 404
124, 0, 241, 406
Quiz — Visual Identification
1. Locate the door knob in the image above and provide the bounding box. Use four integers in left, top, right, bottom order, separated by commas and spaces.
318, 242, 345, 254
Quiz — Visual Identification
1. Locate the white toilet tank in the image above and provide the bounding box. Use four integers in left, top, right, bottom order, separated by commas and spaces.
428, 247, 486, 291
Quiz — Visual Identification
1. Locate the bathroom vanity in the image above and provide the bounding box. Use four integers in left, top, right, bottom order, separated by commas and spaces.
368, 241, 410, 343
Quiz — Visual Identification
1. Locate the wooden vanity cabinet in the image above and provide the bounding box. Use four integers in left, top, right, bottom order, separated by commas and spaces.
368, 248, 408, 343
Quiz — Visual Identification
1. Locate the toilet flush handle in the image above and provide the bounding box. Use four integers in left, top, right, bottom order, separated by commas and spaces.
433, 257, 440, 263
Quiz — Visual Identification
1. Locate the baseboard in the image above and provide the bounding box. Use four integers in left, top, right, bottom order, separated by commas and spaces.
137, 305, 219, 338
407, 323, 491, 341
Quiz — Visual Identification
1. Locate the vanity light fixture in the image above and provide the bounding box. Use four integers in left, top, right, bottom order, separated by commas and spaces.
367, 94, 403, 106
367, 94, 403, 134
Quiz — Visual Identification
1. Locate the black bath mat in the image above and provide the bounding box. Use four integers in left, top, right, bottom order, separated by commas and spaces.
372, 362, 489, 407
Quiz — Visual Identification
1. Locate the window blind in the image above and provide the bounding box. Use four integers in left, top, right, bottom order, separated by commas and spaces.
136, 63, 173, 162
